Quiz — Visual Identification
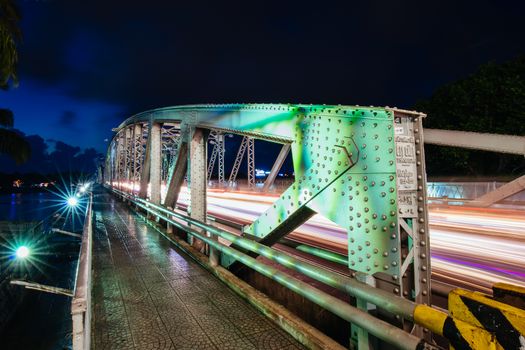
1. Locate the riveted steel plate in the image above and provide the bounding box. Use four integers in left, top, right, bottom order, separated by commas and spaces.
303, 108, 399, 275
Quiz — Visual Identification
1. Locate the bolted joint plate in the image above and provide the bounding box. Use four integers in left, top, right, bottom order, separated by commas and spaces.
304, 110, 400, 276
243, 107, 400, 276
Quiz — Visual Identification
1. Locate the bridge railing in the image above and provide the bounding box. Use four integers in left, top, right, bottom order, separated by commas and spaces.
110, 186, 438, 350
71, 192, 94, 350
110, 186, 525, 349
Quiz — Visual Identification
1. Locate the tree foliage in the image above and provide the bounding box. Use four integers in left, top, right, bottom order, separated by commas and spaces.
0, 0, 20, 89
0, 0, 30, 164
0, 108, 14, 127
414, 55, 525, 177
0, 127, 30, 163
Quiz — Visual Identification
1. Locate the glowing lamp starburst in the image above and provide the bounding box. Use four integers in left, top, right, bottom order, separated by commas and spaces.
16, 246, 30, 259
67, 197, 78, 206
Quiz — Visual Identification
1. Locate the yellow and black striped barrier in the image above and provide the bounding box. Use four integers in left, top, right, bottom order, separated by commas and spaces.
414, 282, 525, 349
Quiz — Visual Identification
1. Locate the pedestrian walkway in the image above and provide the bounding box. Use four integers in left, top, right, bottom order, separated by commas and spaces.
91, 193, 306, 350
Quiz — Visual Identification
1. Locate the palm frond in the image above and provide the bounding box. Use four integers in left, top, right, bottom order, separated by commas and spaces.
0, 128, 31, 164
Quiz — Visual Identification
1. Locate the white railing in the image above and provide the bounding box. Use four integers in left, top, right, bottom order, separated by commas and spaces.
71, 193, 93, 350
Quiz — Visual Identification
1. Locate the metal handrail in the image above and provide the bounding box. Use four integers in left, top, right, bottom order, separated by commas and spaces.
111, 187, 434, 350
71, 192, 93, 350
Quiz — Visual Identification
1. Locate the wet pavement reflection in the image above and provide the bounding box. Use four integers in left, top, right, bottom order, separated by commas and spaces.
92, 193, 305, 350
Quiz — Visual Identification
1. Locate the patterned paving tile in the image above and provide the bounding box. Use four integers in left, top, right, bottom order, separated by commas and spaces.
214, 336, 257, 350
247, 328, 298, 350
130, 320, 172, 348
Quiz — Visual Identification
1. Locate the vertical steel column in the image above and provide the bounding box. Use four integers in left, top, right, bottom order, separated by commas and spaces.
263, 143, 290, 192
189, 128, 208, 253
150, 122, 162, 205
384, 111, 431, 340
412, 115, 431, 338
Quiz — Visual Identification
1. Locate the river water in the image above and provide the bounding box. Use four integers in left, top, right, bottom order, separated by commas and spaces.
0, 192, 82, 350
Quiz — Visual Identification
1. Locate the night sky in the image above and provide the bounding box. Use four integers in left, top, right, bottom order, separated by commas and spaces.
3, 0, 525, 169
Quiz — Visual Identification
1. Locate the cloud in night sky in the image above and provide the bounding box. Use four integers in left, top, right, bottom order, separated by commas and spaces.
0, 129, 102, 174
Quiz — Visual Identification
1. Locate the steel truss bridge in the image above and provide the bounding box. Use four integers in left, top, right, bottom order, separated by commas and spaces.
99, 104, 525, 350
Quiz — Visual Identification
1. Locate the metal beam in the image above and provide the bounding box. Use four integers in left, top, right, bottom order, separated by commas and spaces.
228, 136, 248, 185
207, 139, 219, 180
163, 142, 188, 209
263, 143, 290, 192
150, 122, 162, 205
247, 137, 255, 187
424, 128, 525, 155
472, 175, 525, 207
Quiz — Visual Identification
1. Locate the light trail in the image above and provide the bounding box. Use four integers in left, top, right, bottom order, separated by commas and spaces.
157, 185, 525, 292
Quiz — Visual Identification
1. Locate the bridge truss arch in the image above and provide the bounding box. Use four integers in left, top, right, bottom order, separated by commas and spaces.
105, 103, 431, 340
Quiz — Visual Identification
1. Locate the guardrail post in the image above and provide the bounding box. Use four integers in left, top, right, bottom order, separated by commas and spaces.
263, 143, 290, 192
